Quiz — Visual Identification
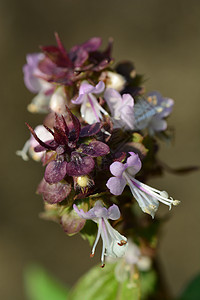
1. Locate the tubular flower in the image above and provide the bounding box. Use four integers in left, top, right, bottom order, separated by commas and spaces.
106, 240, 152, 284
72, 81, 108, 124
23, 53, 54, 113
23, 53, 48, 93
146, 91, 174, 135
16, 125, 53, 161
134, 91, 174, 135
106, 152, 180, 218
49, 86, 67, 114
73, 200, 128, 267
104, 88, 135, 130
99, 71, 126, 92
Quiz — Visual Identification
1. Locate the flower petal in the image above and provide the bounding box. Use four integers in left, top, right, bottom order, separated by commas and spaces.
49, 87, 67, 114
107, 204, 121, 220
79, 82, 94, 94
122, 93, 134, 107
79, 122, 101, 137
73, 204, 97, 219
125, 152, 142, 176
102, 219, 128, 258
44, 160, 67, 184
92, 81, 105, 94
104, 88, 121, 116
79, 37, 102, 52
73, 48, 88, 67
66, 153, 95, 176
79, 81, 105, 95
160, 98, 174, 117
110, 161, 126, 177
80, 141, 110, 157
119, 104, 135, 130
106, 176, 126, 196
148, 117, 167, 135
23, 53, 45, 93
71, 94, 86, 105
93, 205, 108, 218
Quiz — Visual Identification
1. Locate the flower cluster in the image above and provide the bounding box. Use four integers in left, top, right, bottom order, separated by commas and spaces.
18, 34, 179, 267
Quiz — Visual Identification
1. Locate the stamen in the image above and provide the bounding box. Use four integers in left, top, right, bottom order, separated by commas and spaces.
101, 128, 111, 136
172, 199, 180, 206
91, 219, 102, 256
96, 102, 109, 116
131, 177, 176, 206
118, 240, 127, 246
16, 140, 30, 161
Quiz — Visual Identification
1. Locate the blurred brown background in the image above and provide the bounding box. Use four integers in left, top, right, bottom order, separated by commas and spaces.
1, 0, 200, 299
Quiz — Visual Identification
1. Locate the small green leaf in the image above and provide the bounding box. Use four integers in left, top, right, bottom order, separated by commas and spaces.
24, 264, 69, 300
179, 272, 200, 300
80, 219, 97, 246
69, 263, 140, 300
140, 270, 157, 299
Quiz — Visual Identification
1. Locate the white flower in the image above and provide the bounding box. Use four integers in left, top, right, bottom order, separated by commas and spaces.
100, 71, 126, 92
107, 152, 180, 218
107, 240, 152, 283
73, 200, 128, 267
72, 81, 108, 124
16, 125, 53, 161
27, 89, 52, 114
49, 86, 67, 114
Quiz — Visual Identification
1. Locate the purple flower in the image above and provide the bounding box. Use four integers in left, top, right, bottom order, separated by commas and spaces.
69, 37, 102, 67
73, 200, 128, 267
72, 81, 108, 124
104, 88, 135, 130
23, 53, 54, 113
106, 152, 180, 218
26, 107, 109, 185
147, 91, 174, 134
134, 92, 174, 135
23, 53, 45, 93
38, 34, 113, 85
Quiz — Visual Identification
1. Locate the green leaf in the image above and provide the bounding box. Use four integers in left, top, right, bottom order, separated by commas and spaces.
140, 270, 157, 299
179, 272, 200, 300
80, 219, 97, 246
24, 264, 69, 300
69, 263, 140, 300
